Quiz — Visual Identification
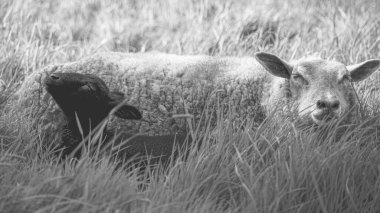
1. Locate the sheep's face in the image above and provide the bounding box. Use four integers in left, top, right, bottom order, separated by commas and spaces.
45, 72, 142, 133
288, 59, 354, 125
256, 52, 380, 125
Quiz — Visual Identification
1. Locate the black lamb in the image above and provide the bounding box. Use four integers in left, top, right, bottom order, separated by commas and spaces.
44, 72, 192, 166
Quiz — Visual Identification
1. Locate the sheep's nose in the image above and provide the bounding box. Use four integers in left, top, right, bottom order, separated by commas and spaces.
316, 99, 340, 111
50, 74, 60, 80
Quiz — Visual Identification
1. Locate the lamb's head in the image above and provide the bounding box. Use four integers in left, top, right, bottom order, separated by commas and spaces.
255, 52, 380, 125
44, 72, 142, 135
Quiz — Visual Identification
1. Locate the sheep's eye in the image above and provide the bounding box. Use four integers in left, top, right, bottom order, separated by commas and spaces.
292, 74, 308, 85
338, 74, 351, 84
78, 84, 93, 93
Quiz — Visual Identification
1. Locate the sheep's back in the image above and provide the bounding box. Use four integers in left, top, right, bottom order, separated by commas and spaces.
16, 51, 269, 136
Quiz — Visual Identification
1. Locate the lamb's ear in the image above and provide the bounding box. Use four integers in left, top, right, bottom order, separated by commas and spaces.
255, 52, 293, 79
347, 59, 380, 82
108, 91, 142, 120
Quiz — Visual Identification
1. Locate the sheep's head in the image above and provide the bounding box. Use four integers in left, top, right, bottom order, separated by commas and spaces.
255, 52, 380, 126
44, 72, 142, 135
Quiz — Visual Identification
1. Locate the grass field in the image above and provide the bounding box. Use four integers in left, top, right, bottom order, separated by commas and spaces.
1, 0, 380, 212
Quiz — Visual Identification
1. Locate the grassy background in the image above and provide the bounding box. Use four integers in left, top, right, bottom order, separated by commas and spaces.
1, 0, 380, 212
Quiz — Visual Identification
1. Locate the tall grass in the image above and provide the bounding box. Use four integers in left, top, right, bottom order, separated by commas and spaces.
1, 0, 380, 212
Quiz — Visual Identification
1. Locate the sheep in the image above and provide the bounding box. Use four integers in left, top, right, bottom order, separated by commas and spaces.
17, 51, 380, 136
44, 72, 192, 164
19, 52, 267, 136
255, 52, 380, 126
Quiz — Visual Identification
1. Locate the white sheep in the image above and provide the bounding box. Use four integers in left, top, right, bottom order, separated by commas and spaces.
255, 52, 380, 126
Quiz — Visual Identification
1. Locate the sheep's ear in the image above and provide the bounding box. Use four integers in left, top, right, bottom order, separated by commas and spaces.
255, 52, 293, 79
114, 104, 142, 120
108, 91, 142, 120
347, 59, 380, 82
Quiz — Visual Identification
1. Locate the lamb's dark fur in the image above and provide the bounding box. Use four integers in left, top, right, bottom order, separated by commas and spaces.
44, 72, 192, 164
